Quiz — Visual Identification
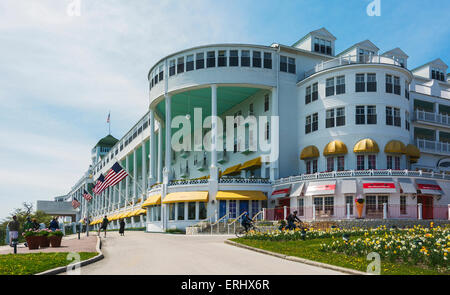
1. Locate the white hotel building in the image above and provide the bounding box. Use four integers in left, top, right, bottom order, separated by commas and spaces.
53, 28, 450, 231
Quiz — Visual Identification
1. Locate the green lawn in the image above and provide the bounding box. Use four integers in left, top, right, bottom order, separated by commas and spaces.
0, 252, 98, 275
232, 238, 449, 275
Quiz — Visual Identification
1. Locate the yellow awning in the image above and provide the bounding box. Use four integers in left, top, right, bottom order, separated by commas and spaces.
384, 140, 407, 154
323, 140, 348, 156
137, 209, 147, 215
162, 191, 209, 204
300, 145, 320, 160
353, 139, 380, 153
142, 194, 162, 208
240, 157, 262, 170
407, 144, 421, 159
216, 191, 267, 201
222, 164, 242, 176
79, 218, 85, 223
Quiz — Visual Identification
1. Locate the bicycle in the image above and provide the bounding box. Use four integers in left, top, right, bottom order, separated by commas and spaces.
235, 222, 260, 238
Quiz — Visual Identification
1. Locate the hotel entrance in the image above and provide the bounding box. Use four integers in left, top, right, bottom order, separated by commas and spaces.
417, 195, 434, 220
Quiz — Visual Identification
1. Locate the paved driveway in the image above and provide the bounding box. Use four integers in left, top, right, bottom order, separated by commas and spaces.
78, 232, 343, 275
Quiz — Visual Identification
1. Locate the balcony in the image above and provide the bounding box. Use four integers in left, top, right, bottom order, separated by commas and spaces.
414, 110, 450, 127
416, 139, 450, 156
303, 54, 402, 80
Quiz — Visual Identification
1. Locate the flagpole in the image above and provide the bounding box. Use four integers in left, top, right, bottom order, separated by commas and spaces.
113, 157, 146, 199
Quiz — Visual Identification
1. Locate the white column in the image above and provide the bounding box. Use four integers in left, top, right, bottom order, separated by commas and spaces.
165, 94, 172, 180
142, 141, 147, 193
383, 203, 387, 219
133, 149, 137, 201
118, 180, 122, 209
149, 110, 156, 185
418, 203, 423, 220
125, 156, 129, 208
270, 87, 279, 181
210, 84, 218, 180
157, 128, 163, 183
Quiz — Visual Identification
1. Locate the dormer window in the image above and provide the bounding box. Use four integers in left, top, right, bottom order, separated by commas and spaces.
314, 37, 332, 55
359, 49, 375, 63
431, 68, 446, 81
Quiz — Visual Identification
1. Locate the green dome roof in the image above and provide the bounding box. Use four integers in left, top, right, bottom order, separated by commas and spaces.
95, 135, 119, 148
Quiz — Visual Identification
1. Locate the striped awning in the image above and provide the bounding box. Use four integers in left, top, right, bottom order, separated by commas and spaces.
271, 185, 291, 198
362, 179, 396, 194
162, 191, 209, 204
415, 179, 443, 195
290, 183, 305, 197
305, 181, 336, 196
216, 191, 267, 201
398, 178, 417, 194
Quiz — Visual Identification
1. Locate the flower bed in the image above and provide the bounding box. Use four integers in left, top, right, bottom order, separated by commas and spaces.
318, 224, 449, 270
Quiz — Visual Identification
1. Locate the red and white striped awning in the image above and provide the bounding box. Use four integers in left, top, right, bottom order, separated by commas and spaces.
271, 185, 291, 198
362, 179, 397, 194
305, 181, 336, 196
415, 180, 443, 195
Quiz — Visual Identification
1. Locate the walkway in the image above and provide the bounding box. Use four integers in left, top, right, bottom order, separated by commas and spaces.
79, 232, 344, 275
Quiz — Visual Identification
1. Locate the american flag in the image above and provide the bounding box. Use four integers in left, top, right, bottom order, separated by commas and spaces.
104, 162, 129, 187
72, 198, 80, 209
107, 112, 110, 123
93, 174, 108, 195
83, 189, 93, 201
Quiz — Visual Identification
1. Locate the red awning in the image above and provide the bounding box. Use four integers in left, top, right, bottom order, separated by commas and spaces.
363, 180, 397, 194
271, 185, 291, 198
305, 181, 336, 196
416, 180, 443, 195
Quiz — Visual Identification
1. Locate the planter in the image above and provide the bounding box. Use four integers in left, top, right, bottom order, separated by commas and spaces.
356, 203, 364, 219
25, 236, 40, 250
49, 236, 62, 248
40, 236, 50, 248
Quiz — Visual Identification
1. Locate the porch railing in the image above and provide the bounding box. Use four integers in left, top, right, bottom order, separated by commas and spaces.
414, 110, 450, 127
416, 139, 450, 156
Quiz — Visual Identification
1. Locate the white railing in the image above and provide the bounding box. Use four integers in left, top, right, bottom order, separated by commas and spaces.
168, 179, 209, 186
416, 139, 450, 155
227, 211, 247, 234
273, 169, 450, 186
210, 213, 230, 235
219, 178, 271, 184
303, 54, 402, 79
415, 110, 450, 126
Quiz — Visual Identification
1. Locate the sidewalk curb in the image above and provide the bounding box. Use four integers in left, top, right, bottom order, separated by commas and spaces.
35, 236, 104, 276
224, 240, 366, 275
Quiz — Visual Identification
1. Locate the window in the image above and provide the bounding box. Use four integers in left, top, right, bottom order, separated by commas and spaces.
178, 203, 185, 220
306, 159, 318, 174
177, 57, 184, 74
199, 202, 207, 219
207, 51, 215, 68
356, 106, 365, 125
366, 196, 388, 215
386, 74, 393, 93
367, 106, 377, 124
326, 78, 335, 97
229, 200, 237, 218
431, 68, 446, 81
394, 108, 401, 127
186, 55, 194, 71
263, 52, 272, 69
336, 76, 345, 94
264, 94, 269, 112
169, 59, 176, 76
229, 50, 238, 66
337, 156, 345, 171
188, 202, 196, 220
314, 38, 332, 55
368, 155, 376, 169
387, 155, 393, 169
298, 198, 304, 216
336, 107, 345, 126
326, 109, 335, 128
405, 111, 410, 131
265, 122, 270, 141
288, 57, 296, 74
356, 74, 365, 92
314, 196, 334, 216
218, 50, 227, 67
394, 156, 400, 170
357, 155, 365, 170
196, 53, 205, 69
405, 82, 410, 99
168, 204, 175, 220
241, 50, 250, 67
359, 49, 375, 62
345, 196, 354, 215
305, 115, 312, 134
394, 76, 401, 95
158, 65, 164, 81
400, 196, 407, 215
312, 113, 318, 132
327, 157, 334, 172
386, 107, 393, 125
280, 56, 287, 72
312, 83, 318, 101
367, 74, 377, 92
305, 86, 312, 104
252, 51, 261, 68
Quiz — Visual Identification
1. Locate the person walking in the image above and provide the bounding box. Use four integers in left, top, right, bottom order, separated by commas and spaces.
49, 217, 59, 231
8, 216, 20, 247
119, 219, 125, 236
98, 215, 109, 237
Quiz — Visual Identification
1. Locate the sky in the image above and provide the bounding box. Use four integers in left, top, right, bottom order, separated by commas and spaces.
0, 0, 449, 220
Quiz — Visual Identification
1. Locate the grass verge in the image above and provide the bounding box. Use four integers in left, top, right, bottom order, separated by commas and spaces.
0, 252, 98, 275
232, 238, 448, 275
